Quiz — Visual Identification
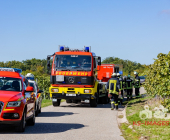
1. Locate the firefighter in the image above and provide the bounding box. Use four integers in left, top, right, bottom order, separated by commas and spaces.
126, 75, 133, 100
123, 76, 127, 96
117, 73, 123, 105
107, 73, 121, 110
133, 71, 141, 98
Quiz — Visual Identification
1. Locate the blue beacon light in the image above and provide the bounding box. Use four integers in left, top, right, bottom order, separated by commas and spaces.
85, 47, 89, 52
60, 46, 64, 51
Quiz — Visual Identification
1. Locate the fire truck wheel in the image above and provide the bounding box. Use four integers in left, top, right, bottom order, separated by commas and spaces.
66, 99, 72, 103
53, 99, 61, 106
15, 111, 26, 132
90, 93, 98, 107
27, 107, 35, 126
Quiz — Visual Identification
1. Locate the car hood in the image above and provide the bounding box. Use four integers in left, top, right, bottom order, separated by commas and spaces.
0, 91, 22, 102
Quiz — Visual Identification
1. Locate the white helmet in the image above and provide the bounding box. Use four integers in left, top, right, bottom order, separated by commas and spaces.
117, 73, 121, 77
111, 73, 117, 77
134, 71, 138, 75
25, 73, 34, 80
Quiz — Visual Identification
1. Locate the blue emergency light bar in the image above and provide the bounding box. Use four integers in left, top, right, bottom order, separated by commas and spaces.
0, 67, 22, 73
58, 45, 91, 52
84, 46, 91, 52
59, 45, 70, 52
59, 46, 65, 51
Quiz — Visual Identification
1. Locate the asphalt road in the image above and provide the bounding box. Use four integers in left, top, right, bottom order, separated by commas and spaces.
0, 87, 146, 140
0, 103, 124, 140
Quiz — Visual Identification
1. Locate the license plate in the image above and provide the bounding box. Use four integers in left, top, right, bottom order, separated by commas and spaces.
52, 99, 57, 102
66, 94, 76, 96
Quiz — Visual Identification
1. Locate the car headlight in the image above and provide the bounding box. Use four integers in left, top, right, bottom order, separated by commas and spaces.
7, 101, 21, 107
51, 88, 59, 92
84, 89, 91, 93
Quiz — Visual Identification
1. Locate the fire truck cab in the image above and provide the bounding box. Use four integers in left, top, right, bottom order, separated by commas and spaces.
47, 46, 108, 107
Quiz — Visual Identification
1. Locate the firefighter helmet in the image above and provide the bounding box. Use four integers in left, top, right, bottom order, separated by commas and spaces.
134, 71, 138, 75
25, 73, 34, 80
111, 73, 117, 77
117, 73, 121, 77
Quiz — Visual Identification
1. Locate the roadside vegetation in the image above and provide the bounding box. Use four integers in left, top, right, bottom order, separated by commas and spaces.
42, 99, 65, 108
142, 52, 170, 109
120, 95, 170, 140
102, 57, 146, 76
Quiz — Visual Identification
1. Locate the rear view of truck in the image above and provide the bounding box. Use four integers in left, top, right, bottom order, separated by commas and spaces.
97, 64, 123, 103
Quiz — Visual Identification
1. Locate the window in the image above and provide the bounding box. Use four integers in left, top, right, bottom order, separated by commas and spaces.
0, 77, 22, 92
55, 55, 92, 71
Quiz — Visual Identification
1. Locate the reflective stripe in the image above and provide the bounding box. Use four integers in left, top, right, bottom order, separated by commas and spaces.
111, 101, 114, 104
115, 104, 118, 106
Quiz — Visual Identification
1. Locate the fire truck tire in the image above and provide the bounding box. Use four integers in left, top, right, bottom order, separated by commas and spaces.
27, 107, 35, 126
15, 111, 26, 132
90, 93, 98, 107
53, 99, 61, 106
66, 99, 72, 103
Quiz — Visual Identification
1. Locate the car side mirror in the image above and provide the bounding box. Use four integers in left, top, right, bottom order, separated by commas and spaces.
26, 86, 34, 92
38, 90, 43, 93
47, 55, 51, 74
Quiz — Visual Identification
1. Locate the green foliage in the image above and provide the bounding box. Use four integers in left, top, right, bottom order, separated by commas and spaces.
0, 58, 50, 99
0, 58, 48, 73
143, 52, 170, 97
102, 57, 145, 76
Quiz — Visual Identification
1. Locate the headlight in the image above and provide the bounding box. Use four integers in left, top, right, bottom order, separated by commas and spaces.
51, 88, 59, 92
7, 101, 21, 107
84, 89, 91, 93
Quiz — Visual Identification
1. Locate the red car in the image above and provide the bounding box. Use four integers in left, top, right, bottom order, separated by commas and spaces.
0, 68, 36, 132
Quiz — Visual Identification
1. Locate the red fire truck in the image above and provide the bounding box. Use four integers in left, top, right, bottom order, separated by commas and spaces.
97, 64, 123, 102
47, 46, 108, 107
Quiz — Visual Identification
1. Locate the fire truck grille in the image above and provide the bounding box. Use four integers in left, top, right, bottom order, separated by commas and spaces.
0, 101, 4, 114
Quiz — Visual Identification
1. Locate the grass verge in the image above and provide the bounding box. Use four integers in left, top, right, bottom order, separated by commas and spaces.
42, 99, 65, 108
120, 95, 170, 140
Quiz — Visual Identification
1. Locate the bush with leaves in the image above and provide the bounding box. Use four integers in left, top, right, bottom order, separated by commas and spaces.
143, 52, 170, 108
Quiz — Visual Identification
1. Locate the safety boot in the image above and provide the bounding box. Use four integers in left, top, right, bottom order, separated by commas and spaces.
111, 104, 115, 110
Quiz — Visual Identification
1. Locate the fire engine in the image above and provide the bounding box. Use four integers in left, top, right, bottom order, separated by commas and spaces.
47, 46, 108, 107
97, 64, 123, 102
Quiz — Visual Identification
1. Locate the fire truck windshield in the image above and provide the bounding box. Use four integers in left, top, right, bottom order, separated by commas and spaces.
55, 55, 92, 71
0, 77, 22, 92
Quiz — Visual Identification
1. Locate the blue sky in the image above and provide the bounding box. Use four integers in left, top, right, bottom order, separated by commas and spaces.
0, 0, 170, 65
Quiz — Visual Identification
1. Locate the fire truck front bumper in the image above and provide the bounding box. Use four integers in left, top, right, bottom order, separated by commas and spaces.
52, 93, 93, 100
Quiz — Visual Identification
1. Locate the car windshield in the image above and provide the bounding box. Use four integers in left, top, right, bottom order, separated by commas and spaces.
0, 77, 22, 92
55, 55, 92, 71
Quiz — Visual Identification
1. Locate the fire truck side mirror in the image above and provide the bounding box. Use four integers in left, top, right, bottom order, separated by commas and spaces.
47, 55, 51, 73
98, 57, 101, 65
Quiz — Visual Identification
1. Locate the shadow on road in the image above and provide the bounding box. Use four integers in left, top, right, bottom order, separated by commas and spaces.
0, 123, 85, 134
61, 102, 112, 108
37, 112, 75, 117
